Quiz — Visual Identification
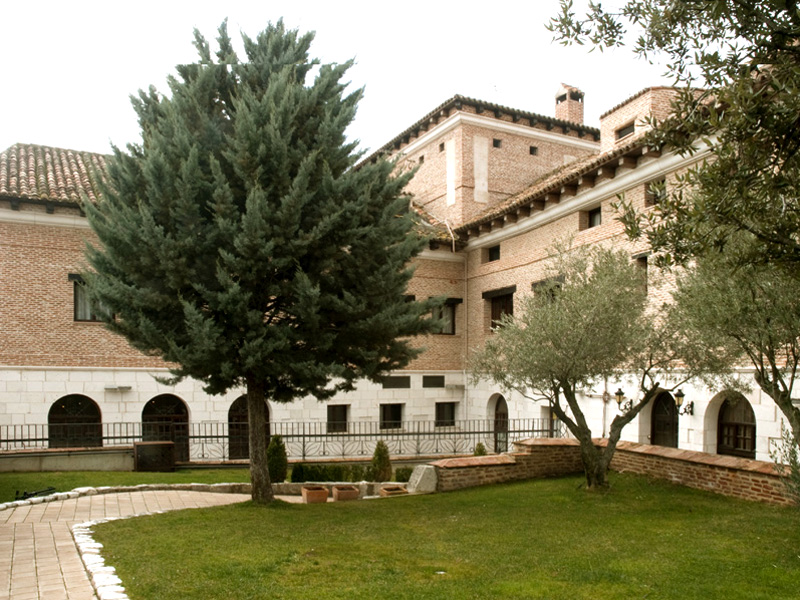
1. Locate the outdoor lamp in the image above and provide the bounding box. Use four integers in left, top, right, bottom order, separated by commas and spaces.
674, 389, 694, 416
615, 388, 633, 412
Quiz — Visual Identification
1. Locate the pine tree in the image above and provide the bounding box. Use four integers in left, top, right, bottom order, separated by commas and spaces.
83, 21, 439, 503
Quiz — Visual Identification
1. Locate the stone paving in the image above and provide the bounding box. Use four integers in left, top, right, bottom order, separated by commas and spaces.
0, 489, 252, 600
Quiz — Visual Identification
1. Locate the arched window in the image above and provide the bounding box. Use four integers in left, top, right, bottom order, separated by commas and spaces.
48, 395, 102, 448
650, 391, 678, 448
717, 398, 756, 459
494, 395, 509, 453
227, 395, 270, 460
142, 394, 189, 462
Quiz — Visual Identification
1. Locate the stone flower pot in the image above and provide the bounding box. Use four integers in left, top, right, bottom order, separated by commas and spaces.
332, 485, 360, 502
379, 485, 408, 498
301, 485, 329, 504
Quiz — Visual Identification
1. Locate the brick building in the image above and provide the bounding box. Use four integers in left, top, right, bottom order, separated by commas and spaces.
0, 85, 782, 462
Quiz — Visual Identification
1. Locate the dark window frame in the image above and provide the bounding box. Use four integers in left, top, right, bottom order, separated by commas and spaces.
422, 375, 446, 388
616, 122, 635, 139
483, 286, 516, 330
69, 274, 102, 322
492, 138, 502, 148
645, 178, 667, 207
380, 403, 403, 430
381, 376, 411, 389
432, 297, 462, 335
327, 404, 349, 433
587, 207, 602, 228
487, 245, 501, 262
435, 402, 457, 427
529, 145, 538, 156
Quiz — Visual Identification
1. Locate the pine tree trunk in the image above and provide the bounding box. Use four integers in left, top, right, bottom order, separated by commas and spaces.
247, 378, 274, 504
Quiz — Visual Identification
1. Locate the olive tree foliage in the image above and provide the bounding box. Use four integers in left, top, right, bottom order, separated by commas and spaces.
470, 246, 720, 489
674, 233, 800, 448
83, 21, 440, 503
550, 1, 800, 270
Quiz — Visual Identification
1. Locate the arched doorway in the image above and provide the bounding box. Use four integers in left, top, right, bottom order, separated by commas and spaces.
650, 391, 678, 448
48, 395, 102, 448
717, 396, 756, 459
228, 395, 271, 460
494, 395, 509, 453
142, 394, 189, 461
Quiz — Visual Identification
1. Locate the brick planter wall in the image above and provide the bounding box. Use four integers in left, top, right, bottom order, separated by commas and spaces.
430, 438, 794, 506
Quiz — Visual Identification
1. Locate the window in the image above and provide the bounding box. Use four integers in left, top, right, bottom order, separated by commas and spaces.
717, 397, 756, 459
418, 155, 425, 164
382, 376, 411, 389
380, 403, 403, 429
635, 254, 648, 294
529, 146, 538, 156
327, 405, 349, 433
587, 207, 602, 228
483, 286, 516, 330
439, 142, 445, 152
645, 178, 666, 207
432, 298, 462, 335
423, 375, 446, 388
69, 274, 102, 322
492, 138, 502, 148
616, 122, 635, 139
532, 276, 564, 302
485, 244, 501, 262
435, 402, 456, 427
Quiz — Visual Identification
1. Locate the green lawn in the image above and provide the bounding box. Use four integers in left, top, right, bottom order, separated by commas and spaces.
91, 473, 800, 600
0, 468, 250, 503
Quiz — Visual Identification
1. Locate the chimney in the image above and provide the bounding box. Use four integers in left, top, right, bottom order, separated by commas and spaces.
555, 83, 584, 125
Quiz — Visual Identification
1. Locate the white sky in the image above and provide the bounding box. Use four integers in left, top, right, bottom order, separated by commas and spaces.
0, 0, 673, 156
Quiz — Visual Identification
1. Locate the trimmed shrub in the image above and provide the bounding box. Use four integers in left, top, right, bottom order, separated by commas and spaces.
267, 435, 288, 483
290, 463, 306, 483
394, 466, 413, 482
474, 442, 487, 456
372, 441, 392, 482
348, 465, 366, 482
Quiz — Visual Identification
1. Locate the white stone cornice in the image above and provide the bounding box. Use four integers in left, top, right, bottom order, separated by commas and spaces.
465, 142, 714, 250
0, 208, 90, 229
418, 248, 465, 263
399, 113, 599, 157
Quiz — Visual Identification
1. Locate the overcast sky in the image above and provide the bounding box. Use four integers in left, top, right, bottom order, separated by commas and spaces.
0, 0, 673, 156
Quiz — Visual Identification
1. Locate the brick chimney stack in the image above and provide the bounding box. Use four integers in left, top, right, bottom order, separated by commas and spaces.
555, 83, 584, 125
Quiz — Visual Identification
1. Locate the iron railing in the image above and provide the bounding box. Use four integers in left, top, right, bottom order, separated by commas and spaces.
0, 418, 564, 462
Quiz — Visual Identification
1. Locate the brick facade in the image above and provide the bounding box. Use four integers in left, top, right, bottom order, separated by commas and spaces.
0, 85, 790, 468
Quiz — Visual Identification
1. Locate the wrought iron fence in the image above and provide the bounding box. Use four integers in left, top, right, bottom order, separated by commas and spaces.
0, 418, 564, 462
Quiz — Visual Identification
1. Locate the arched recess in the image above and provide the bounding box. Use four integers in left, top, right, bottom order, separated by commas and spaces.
142, 394, 189, 462
48, 395, 102, 448
717, 392, 756, 459
650, 390, 678, 448
487, 393, 509, 453
228, 395, 271, 460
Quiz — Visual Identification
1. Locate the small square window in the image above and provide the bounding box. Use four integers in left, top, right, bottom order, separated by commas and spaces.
435, 402, 456, 427
419, 155, 425, 164
380, 403, 403, 429
587, 207, 602, 228
382, 376, 411, 389
529, 146, 538, 156
645, 178, 666, 207
492, 138, 502, 148
327, 405, 349, 433
439, 142, 445, 152
616, 122, 635, 140
488, 245, 500, 262
423, 375, 446, 388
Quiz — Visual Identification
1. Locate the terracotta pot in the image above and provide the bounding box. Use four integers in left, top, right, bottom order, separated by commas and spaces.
332, 485, 360, 502
302, 485, 329, 504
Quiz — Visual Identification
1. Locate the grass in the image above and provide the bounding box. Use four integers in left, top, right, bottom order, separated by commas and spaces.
90, 472, 800, 600
0, 468, 250, 502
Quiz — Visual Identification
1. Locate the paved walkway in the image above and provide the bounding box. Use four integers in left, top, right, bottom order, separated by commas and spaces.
0, 490, 253, 600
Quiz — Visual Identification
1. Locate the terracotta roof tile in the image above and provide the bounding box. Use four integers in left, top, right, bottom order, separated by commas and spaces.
0, 143, 108, 205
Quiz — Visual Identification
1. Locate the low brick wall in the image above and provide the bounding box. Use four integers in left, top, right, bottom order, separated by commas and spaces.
430, 438, 793, 506
606, 440, 792, 506
431, 439, 583, 493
